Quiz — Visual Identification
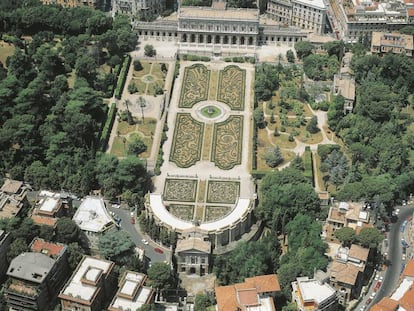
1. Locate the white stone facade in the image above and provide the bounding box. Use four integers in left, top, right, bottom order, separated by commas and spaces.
114, 0, 164, 19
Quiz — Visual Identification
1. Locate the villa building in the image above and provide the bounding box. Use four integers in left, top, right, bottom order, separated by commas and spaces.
371, 31, 414, 56
176, 228, 211, 276
0, 230, 11, 280
41, 0, 102, 8
215, 274, 281, 311
113, 0, 165, 20
267, 0, 327, 34
108, 271, 154, 311
0, 179, 29, 220
5, 238, 68, 311
59, 256, 117, 311
292, 275, 338, 311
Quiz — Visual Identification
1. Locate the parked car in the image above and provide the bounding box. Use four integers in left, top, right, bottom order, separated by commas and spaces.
374, 281, 382, 291
141, 239, 149, 245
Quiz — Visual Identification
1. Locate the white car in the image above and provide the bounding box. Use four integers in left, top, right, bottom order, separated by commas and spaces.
141, 239, 149, 245
395, 208, 400, 215
374, 274, 380, 281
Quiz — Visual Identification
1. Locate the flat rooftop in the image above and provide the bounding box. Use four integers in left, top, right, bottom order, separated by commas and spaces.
72, 196, 113, 233
7, 252, 55, 284
297, 277, 336, 304
60, 256, 113, 302
179, 6, 259, 21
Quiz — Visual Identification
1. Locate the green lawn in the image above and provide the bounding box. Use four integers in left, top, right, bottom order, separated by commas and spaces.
0, 41, 15, 66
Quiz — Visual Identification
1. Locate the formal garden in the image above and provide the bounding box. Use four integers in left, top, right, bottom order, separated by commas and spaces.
129, 60, 168, 96
179, 64, 211, 108
163, 178, 198, 202
168, 204, 195, 221
169, 113, 205, 168
206, 180, 240, 204
217, 65, 246, 111
211, 115, 244, 170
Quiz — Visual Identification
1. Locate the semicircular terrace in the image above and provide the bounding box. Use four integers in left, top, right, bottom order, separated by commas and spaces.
148, 193, 255, 248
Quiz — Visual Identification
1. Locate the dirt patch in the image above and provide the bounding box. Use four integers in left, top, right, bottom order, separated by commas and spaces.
179, 272, 216, 296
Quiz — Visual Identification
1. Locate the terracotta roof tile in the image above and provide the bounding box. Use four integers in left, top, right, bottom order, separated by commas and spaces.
31, 215, 57, 227
403, 260, 414, 277
349, 244, 369, 262
215, 284, 238, 311
330, 261, 360, 285
30, 238, 65, 258
371, 297, 399, 311
245, 274, 281, 293
400, 285, 414, 310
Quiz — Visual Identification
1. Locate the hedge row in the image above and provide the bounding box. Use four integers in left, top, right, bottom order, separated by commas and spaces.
100, 102, 117, 151
182, 54, 210, 62
114, 55, 131, 99
224, 56, 255, 64
317, 144, 340, 161
303, 147, 314, 186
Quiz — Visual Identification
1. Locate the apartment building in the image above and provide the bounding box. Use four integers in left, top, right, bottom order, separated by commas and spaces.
267, 0, 327, 34
328, 0, 412, 43
292, 276, 338, 311
41, 0, 102, 8
0, 230, 11, 280
5, 238, 68, 311
108, 271, 154, 311
114, 0, 165, 19
31, 190, 72, 228
0, 179, 29, 220
371, 31, 414, 56
59, 256, 117, 311
215, 274, 281, 311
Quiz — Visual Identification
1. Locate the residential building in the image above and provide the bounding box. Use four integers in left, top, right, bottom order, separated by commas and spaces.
371, 260, 414, 310
41, 0, 103, 9
59, 256, 117, 311
327, 0, 412, 43
267, 0, 327, 34
329, 261, 363, 305
114, 0, 165, 20
325, 201, 371, 242
72, 196, 116, 249
371, 31, 414, 56
292, 276, 338, 311
0, 179, 29, 220
31, 190, 72, 228
215, 274, 281, 311
333, 52, 356, 114
176, 228, 211, 275
5, 238, 68, 311
0, 230, 11, 280
108, 271, 154, 311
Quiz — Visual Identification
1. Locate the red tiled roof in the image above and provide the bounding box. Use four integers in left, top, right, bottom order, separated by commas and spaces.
400, 285, 414, 310
371, 297, 399, 311
403, 260, 414, 277
245, 274, 281, 293
30, 238, 64, 257
31, 215, 57, 227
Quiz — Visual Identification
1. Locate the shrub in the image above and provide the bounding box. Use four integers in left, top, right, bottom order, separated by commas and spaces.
114, 55, 131, 99
100, 103, 117, 151
303, 148, 314, 185
133, 60, 143, 71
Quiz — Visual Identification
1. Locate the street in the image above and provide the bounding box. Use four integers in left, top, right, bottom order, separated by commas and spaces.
109, 206, 172, 264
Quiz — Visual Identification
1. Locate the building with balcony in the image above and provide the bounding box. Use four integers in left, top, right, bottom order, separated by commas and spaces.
333, 52, 356, 114
371, 31, 414, 55
176, 228, 211, 276
329, 261, 363, 305
292, 276, 338, 311
108, 271, 154, 311
328, 0, 413, 43
30, 190, 72, 228
215, 274, 281, 311
0, 230, 11, 280
5, 238, 68, 311
59, 256, 117, 311
114, 0, 165, 20
0, 179, 29, 220
267, 0, 327, 34
40, 0, 105, 9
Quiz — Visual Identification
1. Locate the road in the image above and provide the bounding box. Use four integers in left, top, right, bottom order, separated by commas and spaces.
366, 205, 414, 308
109, 206, 171, 264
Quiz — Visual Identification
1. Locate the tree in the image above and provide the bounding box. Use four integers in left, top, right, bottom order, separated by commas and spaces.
98, 230, 135, 261
334, 227, 356, 246
282, 303, 299, 311
294, 41, 314, 59
134, 59, 143, 71
264, 146, 284, 168
255, 63, 280, 101
39, 225, 54, 240
306, 116, 319, 134
357, 227, 384, 249
128, 80, 138, 94
253, 107, 266, 128
7, 238, 28, 263
290, 155, 304, 171
137, 305, 156, 311
144, 44, 156, 57
67, 242, 85, 271
55, 217, 80, 244
325, 150, 349, 188
286, 50, 295, 63
147, 262, 175, 289
194, 292, 216, 311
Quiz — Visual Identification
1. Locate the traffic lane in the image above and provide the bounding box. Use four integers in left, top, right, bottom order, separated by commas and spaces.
376, 205, 414, 300
109, 207, 169, 263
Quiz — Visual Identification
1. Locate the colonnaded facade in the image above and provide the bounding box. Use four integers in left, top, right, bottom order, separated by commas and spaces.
134, 1, 308, 53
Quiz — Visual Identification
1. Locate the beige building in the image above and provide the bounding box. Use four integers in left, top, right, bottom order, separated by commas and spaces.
215, 274, 281, 311
0, 230, 11, 280
267, 0, 327, 34
0, 179, 29, 220
176, 228, 211, 276
371, 31, 414, 56
292, 276, 338, 311
6, 238, 69, 311
333, 52, 356, 114
114, 0, 164, 20
59, 256, 117, 311
41, 0, 100, 8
